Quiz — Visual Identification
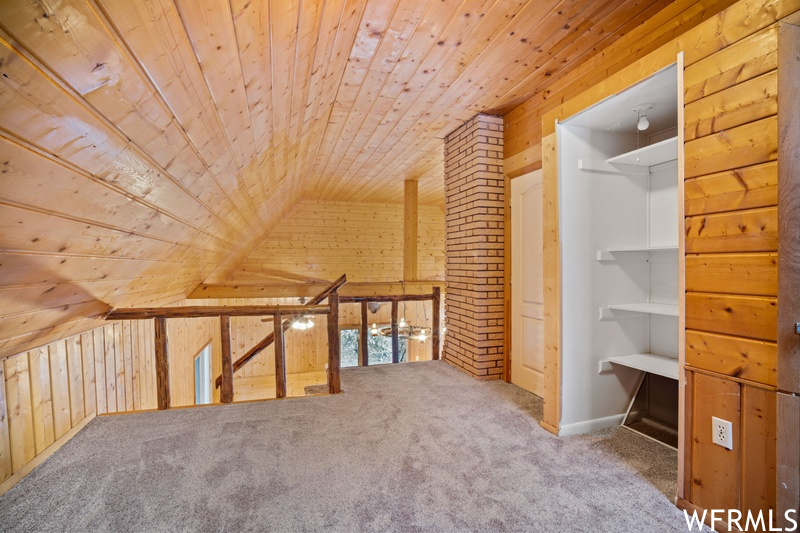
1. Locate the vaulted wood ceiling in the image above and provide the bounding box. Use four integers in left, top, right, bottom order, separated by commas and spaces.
0, 0, 675, 357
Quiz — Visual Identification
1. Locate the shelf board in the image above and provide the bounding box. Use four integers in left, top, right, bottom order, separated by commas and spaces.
606, 137, 678, 168
607, 245, 677, 253
605, 302, 678, 317
596, 245, 678, 261
607, 353, 679, 380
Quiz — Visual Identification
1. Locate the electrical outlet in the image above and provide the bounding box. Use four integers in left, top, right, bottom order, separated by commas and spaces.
712, 416, 733, 450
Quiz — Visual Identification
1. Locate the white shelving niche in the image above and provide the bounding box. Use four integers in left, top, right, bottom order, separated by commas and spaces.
555, 64, 680, 445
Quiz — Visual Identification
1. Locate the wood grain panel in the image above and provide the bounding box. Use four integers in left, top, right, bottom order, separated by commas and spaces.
113, 323, 126, 411
48, 342, 71, 439
541, 133, 560, 434
686, 293, 777, 342
0, 137, 224, 254
685, 253, 777, 296
65, 337, 85, 425
778, 21, 800, 395
684, 161, 777, 216
27, 347, 54, 454
3, 354, 34, 472
686, 330, 776, 387
685, 207, 778, 253
684, 25, 778, 103
92, 328, 108, 416
777, 393, 800, 529
0, 363, 10, 480
79, 332, 96, 416
102, 325, 117, 414
685, 116, 778, 179
690, 372, 740, 510
219, 201, 445, 285
684, 71, 777, 141
740, 385, 777, 517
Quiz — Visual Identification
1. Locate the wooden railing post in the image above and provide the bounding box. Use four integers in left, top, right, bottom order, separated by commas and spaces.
274, 313, 287, 399
359, 301, 369, 366
220, 315, 234, 403
154, 317, 170, 410
327, 292, 341, 393
432, 287, 441, 361
391, 300, 399, 364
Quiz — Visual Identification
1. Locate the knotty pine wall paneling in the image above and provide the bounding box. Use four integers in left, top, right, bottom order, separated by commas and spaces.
0, 321, 157, 495
681, 9, 784, 515
217, 200, 445, 285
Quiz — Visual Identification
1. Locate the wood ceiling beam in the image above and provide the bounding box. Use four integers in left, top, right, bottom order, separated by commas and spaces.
187, 281, 443, 300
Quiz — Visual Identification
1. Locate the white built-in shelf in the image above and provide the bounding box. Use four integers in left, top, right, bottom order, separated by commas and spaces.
599, 302, 679, 320
606, 136, 678, 168
607, 353, 679, 380
596, 245, 678, 261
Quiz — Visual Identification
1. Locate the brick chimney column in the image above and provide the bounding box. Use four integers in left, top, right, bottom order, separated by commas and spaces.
442, 114, 505, 380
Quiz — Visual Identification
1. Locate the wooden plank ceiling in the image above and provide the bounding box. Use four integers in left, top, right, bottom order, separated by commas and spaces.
0, 0, 672, 358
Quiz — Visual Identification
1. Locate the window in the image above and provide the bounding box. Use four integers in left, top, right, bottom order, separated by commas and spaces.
367, 332, 406, 365
194, 343, 212, 405
339, 327, 408, 367
340, 329, 359, 367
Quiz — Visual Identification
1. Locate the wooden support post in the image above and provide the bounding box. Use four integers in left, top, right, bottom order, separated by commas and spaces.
327, 293, 341, 393
391, 300, 399, 364
359, 301, 369, 366
220, 315, 233, 403
404, 179, 418, 281
274, 314, 286, 399
154, 317, 170, 410
432, 286, 441, 361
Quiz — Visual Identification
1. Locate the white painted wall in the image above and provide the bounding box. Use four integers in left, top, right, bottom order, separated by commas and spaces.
557, 125, 679, 433
558, 125, 648, 429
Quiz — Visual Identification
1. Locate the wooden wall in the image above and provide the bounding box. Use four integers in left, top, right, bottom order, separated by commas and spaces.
0, 321, 156, 494
510, 0, 800, 522
215, 200, 445, 284
682, 15, 782, 514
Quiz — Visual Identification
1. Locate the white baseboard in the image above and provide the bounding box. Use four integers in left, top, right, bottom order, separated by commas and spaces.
558, 413, 625, 437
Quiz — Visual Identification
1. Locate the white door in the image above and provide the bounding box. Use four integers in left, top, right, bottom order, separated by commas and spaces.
511, 170, 544, 396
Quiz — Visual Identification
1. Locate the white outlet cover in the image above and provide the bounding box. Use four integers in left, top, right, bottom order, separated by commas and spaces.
712, 416, 734, 450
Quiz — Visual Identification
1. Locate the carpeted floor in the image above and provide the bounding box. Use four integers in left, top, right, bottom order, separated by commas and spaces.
0, 361, 707, 532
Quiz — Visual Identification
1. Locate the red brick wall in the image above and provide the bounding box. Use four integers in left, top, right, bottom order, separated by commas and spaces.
443, 114, 505, 380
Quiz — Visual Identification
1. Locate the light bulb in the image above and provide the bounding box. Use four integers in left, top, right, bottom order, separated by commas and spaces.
637, 114, 649, 131
399, 317, 407, 328
371, 323, 378, 336
418, 330, 427, 342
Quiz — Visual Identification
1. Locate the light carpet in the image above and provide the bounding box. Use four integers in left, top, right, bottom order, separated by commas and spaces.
0, 360, 706, 532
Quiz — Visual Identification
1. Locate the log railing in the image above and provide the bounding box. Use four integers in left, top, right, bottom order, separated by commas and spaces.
103, 282, 344, 409
102, 276, 442, 409
213, 274, 347, 389
340, 286, 442, 365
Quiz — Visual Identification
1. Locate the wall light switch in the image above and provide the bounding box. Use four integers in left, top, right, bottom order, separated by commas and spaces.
712, 416, 733, 450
